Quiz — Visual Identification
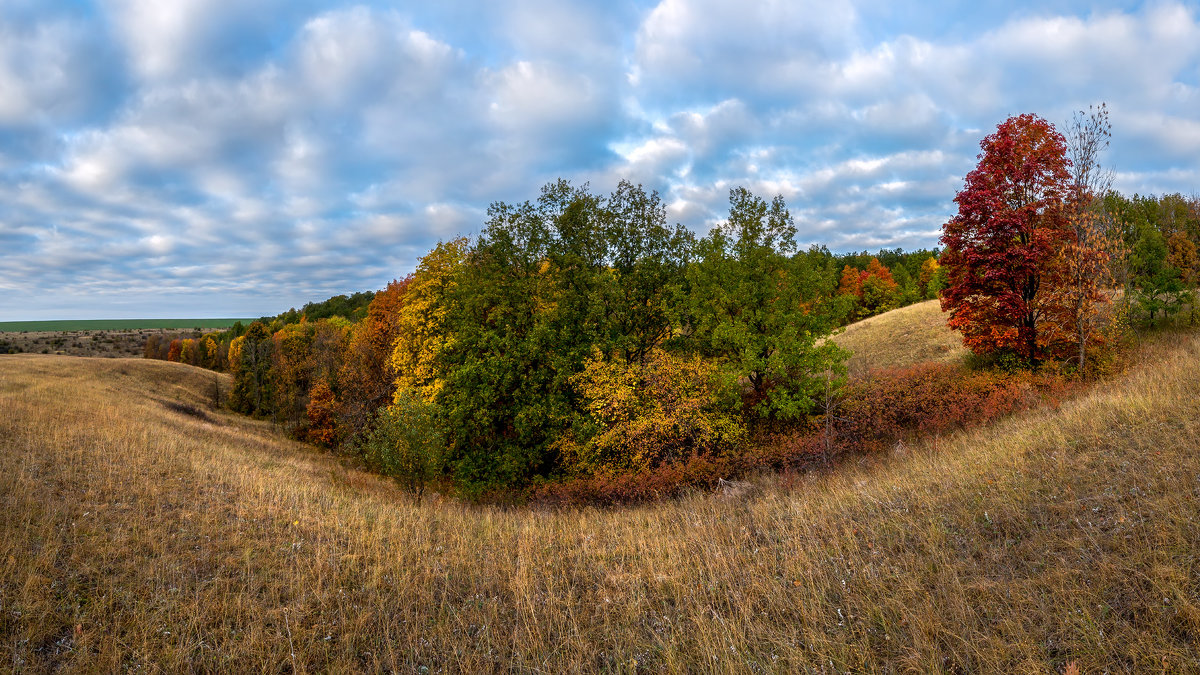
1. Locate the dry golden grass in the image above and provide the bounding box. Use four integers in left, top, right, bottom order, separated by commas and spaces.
832, 299, 968, 376
2, 338, 1198, 672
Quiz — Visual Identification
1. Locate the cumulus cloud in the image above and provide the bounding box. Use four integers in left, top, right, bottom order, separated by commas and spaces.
0, 0, 1198, 319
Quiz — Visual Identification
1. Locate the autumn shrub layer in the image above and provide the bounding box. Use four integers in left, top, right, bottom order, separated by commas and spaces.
831, 362, 1078, 453
532, 361, 1081, 505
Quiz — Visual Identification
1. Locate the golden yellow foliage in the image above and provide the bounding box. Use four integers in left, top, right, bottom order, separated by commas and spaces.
389, 238, 469, 403
560, 348, 745, 475
227, 334, 245, 373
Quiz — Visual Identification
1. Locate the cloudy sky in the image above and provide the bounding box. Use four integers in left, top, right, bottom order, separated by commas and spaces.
1, 1, 1198, 320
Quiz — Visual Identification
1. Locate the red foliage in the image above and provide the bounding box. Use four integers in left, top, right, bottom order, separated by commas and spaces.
531, 451, 746, 506
940, 113, 1075, 362
863, 257, 897, 291
838, 265, 863, 297
830, 363, 1074, 452
837, 259, 899, 300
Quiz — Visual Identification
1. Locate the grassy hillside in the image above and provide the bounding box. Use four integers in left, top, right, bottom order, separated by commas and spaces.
0, 318, 252, 332
2, 338, 1198, 671
831, 299, 968, 375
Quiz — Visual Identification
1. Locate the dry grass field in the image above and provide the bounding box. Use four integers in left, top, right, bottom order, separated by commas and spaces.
2, 326, 1198, 671
831, 299, 968, 376
0, 329, 202, 359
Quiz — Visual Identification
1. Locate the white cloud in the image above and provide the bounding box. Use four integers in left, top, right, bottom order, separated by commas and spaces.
634, 0, 860, 100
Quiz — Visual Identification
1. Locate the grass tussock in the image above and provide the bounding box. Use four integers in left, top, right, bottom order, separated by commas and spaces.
1, 342, 1199, 672
831, 299, 968, 376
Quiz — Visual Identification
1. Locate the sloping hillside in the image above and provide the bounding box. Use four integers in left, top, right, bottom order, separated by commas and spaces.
1, 347, 1198, 672
831, 299, 968, 375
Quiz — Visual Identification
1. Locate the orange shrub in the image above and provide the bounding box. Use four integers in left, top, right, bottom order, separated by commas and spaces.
832, 363, 1075, 452
166, 339, 183, 363
305, 380, 341, 448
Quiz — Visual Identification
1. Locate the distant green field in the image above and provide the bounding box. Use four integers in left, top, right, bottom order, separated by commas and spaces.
0, 318, 253, 332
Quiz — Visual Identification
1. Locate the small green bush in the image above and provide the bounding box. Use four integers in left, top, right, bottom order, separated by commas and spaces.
358, 390, 445, 495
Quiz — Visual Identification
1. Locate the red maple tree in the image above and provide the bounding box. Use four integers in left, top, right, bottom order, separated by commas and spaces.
940, 113, 1075, 363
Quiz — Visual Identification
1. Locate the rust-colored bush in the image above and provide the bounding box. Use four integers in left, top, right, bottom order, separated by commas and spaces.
832, 363, 1075, 452
305, 380, 341, 448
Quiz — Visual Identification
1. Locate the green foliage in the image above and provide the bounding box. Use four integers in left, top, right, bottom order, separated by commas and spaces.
1103, 191, 1200, 326
301, 291, 376, 323
595, 181, 694, 363
1128, 225, 1182, 324
228, 322, 273, 417
686, 187, 846, 420
358, 392, 445, 495
437, 180, 695, 491
560, 348, 746, 476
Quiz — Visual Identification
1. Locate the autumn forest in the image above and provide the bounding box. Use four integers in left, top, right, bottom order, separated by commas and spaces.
143, 107, 1200, 503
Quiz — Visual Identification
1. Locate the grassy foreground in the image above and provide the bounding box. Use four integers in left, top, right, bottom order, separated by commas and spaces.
1, 337, 1198, 671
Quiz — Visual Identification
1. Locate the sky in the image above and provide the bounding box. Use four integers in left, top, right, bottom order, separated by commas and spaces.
1, 1, 1198, 320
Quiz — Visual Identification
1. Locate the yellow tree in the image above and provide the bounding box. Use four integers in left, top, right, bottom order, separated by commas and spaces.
389, 237, 469, 402
180, 338, 198, 365
227, 335, 245, 374
203, 336, 219, 369
918, 256, 941, 298
309, 317, 352, 387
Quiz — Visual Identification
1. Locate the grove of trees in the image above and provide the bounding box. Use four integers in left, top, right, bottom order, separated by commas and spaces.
144, 106, 1199, 500
147, 181, 948, 497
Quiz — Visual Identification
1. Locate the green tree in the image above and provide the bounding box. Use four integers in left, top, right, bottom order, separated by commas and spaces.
438, 183, 575, 490
358, 392, 445, 496
435, 180, 696, 491
687, 188, 846, 420
229, 322, 273, 416
597, 180, 693, 364
1128, 225, 1182, 325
